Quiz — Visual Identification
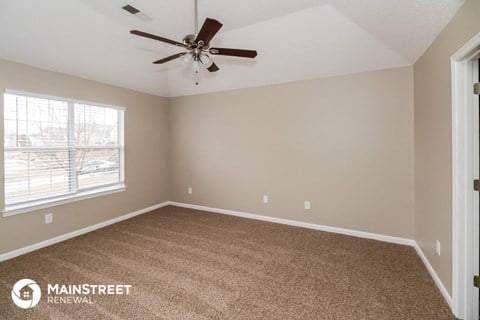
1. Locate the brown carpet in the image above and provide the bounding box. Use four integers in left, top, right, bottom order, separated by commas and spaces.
0, 206, 455, 320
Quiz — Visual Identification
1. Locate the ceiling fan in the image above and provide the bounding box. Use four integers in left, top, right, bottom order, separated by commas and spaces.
129, 0, 258, 85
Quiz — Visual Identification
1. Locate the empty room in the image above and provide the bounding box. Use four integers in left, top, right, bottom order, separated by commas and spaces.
0, 0, 480, 319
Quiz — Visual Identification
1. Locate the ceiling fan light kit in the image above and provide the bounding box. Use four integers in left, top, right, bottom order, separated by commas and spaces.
130, 0, 257, 86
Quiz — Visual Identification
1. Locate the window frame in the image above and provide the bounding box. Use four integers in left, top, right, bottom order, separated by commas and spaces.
2, 89, 126, 217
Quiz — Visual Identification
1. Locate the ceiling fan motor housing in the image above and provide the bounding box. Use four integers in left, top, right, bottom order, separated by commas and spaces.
183, 34, 196, 47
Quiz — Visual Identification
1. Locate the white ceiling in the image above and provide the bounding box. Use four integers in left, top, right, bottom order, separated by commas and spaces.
0, 0, 464, 97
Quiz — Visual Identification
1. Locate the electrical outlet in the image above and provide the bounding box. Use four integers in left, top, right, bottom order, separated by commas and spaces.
436, 240, 441, 256
45, 213, 53, 224
188, 187, 192, 195
304, 201, 311, 210
263, 195, 269, 204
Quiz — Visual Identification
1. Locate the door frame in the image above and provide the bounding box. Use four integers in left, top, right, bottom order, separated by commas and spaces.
451, 32, 480, 319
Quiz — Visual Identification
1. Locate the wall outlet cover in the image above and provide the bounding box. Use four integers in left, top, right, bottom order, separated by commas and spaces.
304, 201, 311, 210
45, 213, 53, 224
263, 195, 269, 204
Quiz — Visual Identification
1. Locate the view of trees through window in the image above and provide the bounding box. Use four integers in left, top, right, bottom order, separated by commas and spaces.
3, 93, 124, 206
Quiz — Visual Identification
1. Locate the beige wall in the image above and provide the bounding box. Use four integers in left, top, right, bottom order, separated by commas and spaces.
414, 0, 480, 295
168, 67, 415, 238
0, 59, 169, 254
0, 61, 415, 255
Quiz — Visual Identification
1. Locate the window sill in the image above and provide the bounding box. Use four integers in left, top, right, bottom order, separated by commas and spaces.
2, 184, 127, 217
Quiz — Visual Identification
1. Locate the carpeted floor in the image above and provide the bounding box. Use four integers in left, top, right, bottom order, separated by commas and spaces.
0, 206, 455, 319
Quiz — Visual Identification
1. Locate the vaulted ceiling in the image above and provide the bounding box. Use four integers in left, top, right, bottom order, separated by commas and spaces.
0, 0, 464, 97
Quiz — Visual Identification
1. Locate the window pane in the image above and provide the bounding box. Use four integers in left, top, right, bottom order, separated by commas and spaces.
4, 95, 17, 120
4, 119, 17, 147
77, 148, 120, 190
26, 97, 68, 147
75, 104, 119, 146
4, 151, 71, 205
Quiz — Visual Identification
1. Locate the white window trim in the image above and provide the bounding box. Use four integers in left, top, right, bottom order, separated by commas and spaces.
5, 89, 126, 111
3, 184, 127, 216
2, 89, 126, 217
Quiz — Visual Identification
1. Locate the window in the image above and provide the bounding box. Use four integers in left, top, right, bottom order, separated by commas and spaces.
3, 90, 125, 215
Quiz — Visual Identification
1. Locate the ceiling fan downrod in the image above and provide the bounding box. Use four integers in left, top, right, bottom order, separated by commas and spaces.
194, 0, 199, 34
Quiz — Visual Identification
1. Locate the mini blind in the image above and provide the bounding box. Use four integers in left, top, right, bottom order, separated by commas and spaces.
3, 91, 125, 208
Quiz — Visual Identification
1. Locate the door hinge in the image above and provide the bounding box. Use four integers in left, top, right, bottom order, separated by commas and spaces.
475, 82, 480, 95
474, 275, 480, 288
474, 179, 480, 191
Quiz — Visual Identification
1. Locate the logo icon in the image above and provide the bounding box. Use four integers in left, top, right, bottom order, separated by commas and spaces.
11, 279, 41, 309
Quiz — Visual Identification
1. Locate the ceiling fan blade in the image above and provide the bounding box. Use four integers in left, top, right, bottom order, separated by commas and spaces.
130, 30, 187, 48
153, 52, 187, 64
196, 18, 223, 45
209, 47, 257, 58
207, 62, 219, 72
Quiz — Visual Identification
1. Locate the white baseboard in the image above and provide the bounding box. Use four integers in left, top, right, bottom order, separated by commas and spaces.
169, 202, 415, 246
0, 199, 454, 316
170, 201, 454, 313
413, 243, 453, 310
0, 201, 170, 262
